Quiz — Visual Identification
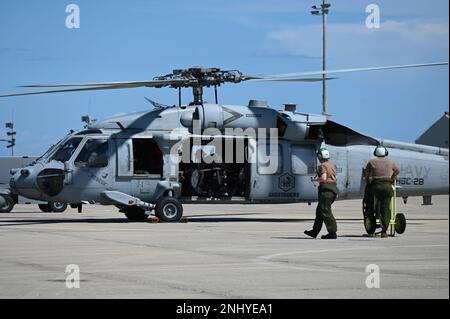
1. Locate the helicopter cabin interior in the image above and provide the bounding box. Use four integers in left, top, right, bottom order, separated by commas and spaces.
178, 137, 251, 199
132, 138, 163, 177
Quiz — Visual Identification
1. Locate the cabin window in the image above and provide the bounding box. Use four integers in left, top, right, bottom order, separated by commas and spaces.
116, 139, 133, 176
132, 139, 163, 176
277, 117, 287, 137
291, 146, 316, 175
74, 139, 109, 168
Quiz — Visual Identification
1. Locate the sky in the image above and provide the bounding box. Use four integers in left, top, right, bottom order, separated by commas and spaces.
0, 0, 448, 156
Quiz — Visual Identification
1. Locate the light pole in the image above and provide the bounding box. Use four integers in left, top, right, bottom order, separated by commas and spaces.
2, 122, 16, 156
311, 1, 331, 115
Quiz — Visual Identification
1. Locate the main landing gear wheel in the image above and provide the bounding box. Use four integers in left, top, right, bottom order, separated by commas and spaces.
155, 197, 183, 222
0, 195, 14, 213
394, 213, 406, 234
49, 202, 68, 213
124, 206, 149, 222
38, 203, 52, 213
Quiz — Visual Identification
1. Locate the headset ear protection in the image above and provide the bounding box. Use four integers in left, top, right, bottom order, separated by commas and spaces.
374, 146, 389, 157
317, 148, 330, 161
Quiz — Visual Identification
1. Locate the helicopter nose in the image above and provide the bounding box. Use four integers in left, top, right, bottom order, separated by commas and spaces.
35, 168, 65, 197
10, 165, 46, 200
11, 163, 66, 200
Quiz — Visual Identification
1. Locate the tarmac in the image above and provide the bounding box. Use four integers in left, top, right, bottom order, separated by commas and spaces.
0, 195, 448, 299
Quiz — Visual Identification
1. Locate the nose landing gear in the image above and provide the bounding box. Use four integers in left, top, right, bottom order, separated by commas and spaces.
0, 194, 14, 213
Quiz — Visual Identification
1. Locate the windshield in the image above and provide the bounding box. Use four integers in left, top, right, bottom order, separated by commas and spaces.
49, 137, 83, 163
31, 133, 72, 165
37, 138, 64, 163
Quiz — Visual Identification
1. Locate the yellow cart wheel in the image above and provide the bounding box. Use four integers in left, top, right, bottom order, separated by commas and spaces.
364, 214, 377, 235
395, 213, 406, 234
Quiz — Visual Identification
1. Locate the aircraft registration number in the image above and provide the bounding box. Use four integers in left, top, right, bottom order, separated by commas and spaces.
397, 177, 425, 186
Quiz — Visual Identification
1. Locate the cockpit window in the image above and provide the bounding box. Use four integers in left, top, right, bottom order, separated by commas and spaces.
33, 139, 62, 164
74, 139, 109, 168
49, 137, 83, 163
75, 129, 103, 136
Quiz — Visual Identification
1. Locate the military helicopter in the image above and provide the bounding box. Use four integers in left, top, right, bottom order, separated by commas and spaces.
0, 63, 448, 223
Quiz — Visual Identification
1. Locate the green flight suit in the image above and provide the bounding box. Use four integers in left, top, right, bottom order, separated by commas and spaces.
371, 179, 394, 232
313, 183, 339, 234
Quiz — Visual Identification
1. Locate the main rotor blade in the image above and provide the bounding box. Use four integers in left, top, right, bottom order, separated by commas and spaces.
248, 77, 336, 82
262, 62, 449, 79
0, 84, 138, 98
18, 79, 182, 88
2, 61, 446, 98
0, 79, 188, 98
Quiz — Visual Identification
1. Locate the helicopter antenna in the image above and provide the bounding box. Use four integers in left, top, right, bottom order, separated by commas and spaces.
144, 97, 173, 110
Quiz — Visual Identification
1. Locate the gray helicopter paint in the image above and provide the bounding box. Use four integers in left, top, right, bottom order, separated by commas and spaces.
0, 156, 51, 205
69, 136, 114, 203
194, 104, 282, 131
9, 103, 449, 208
326, 146, 349, 198
343, 144, 448, 199
0, 156, 37, 199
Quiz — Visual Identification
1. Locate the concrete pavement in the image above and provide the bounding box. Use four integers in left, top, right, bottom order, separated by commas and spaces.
0, 195, 448, 299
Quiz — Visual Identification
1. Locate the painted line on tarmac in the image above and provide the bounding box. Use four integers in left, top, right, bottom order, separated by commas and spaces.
257, 244, 449, 261
254, 244, 449, 276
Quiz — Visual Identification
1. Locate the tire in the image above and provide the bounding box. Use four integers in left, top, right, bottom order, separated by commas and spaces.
49, 202, 68, 213
362, 198, 376, 235
0, 195, 15, 213
155, 197, 183, 222
395, 213, 406, 234
124, 206, 148, 222
364, 214, 377, 235
38, 204, 52, 212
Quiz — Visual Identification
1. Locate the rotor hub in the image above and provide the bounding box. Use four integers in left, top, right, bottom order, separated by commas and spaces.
155, 67, 244, 87
153, 67, 245, 104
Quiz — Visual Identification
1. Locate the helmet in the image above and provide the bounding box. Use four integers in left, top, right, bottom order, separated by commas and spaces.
317, 148, 330, 161
374, 146, 389, 157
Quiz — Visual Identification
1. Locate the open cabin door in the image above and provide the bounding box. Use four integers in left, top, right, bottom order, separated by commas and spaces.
114, 137, 165, 200
178, 137, 250, 200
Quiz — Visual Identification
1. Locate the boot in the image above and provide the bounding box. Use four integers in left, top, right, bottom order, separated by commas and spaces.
381, 232, 388, 238
321, 233, 337, 239
304, 230, 318, 239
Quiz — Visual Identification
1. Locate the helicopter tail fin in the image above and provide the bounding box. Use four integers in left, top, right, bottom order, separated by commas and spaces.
415, 112, 449, 149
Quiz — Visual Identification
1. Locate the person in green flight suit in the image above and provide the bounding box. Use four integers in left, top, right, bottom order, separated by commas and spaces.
305, 148, 339, 240
364, 146, 400, 238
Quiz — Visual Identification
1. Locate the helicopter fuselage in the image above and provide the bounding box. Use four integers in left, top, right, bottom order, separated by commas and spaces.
9, 102, 449, 215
